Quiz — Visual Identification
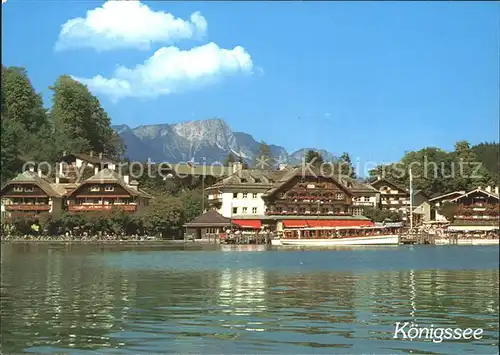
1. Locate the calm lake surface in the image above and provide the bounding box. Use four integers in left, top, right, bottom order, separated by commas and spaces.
1, 244, 498, 354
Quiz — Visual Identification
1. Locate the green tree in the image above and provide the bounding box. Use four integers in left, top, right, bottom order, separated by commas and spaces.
224, 152, 236, 166
254, 141, 274, 169
178, 189, 204, 222
471, 142, 499, 184
144, 195, 185, 238
304, 150, 324, 167
339, 152, 356, 178
238, 155, 249, 169
0, 114, 22, 184
50, 75, 124, 159
438, 201, 457, 222
1, 66, 48, 133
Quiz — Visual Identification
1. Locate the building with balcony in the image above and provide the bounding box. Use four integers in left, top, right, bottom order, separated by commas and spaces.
65, 169, 151, 213
206, 163, 283, 219
205, 164, 375, 231
370, 178, 410, 216
344, 177, 379, 215
0, 170, 64, 219
429, 187, 499, 224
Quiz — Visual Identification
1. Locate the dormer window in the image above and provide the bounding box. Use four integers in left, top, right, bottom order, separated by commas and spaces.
241, 178, 248, 183
105, 186, 115, 192
24, 187, 34, 192
90, 186, 100, 192
13, 187, 23, 192
255, 178, 261, 183
335, 193, 344, 200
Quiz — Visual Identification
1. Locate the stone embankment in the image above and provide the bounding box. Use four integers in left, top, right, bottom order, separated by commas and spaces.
0, 235, 163, 243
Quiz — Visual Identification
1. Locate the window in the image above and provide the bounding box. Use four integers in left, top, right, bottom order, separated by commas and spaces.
252, 207, 257, 214
24, 187, 34, 192
233, 192, 238, 198
276, 207, 283, 213
232, 207, 238, 215
241, 179, 248, 183
321, 208, 329, 214
353, 208, 363, 215
299, 207, 306, 214
90, 186, 100, 192
363, 196, 370, 202
242, 207, 248, 214
105, 186, 114, 192
13, 187, 23, 192
242, 193, 248, 199
255, 179, 261, 183
252, 193, 258, 199
335, 193, 344, 200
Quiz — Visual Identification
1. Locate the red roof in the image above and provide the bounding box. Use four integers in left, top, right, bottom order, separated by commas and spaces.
282, 219, 374, 228
283, 220, 310, 228
232, 219, 262, 229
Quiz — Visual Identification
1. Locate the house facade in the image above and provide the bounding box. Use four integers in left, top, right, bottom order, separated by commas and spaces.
370, 178, 410, 217
65, 169, 151, 213
206, 165, 378, 225
0, 170, 64, 219
1, 160, 151, 220
206, 164, 281, 218
263, 168, 355, 216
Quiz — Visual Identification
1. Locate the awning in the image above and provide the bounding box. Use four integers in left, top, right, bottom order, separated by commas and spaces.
232, 219, 262, 229
283, 220, 309, 228
282, 219, 374, 228
306, 220, 374, 228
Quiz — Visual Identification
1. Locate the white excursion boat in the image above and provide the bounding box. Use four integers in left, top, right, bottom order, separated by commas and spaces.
271, 225, 401, 246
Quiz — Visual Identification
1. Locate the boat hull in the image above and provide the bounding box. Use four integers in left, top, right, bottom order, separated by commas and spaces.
271, 234, 399, 246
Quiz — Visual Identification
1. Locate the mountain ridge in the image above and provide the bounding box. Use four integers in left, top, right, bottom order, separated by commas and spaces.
113, 118, 337, 165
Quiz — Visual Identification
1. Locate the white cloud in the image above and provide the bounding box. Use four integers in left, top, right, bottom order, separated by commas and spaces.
55, 1, 207, 51
73, 42, 254, 100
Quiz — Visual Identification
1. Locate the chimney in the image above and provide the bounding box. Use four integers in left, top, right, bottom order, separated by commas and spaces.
486, 186, 492, 193
495, 186, 499, 195
123, 175, 130, 185
90, 151, 93, 157
99, 152, 103, 160
62, 150, 67, 156
478, 186, 482, 190
94, 166, 99, 175
55, 173, 60, 184
28, 165, 35, 172
129, 180, 138, 190
232, 162, 243, 174
37, 167, 42, 178
278, 163, 287, 171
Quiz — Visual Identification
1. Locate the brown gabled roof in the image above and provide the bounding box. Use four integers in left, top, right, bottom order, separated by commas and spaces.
67, 169, 150, 198
184, 210, 231, 227
370, 178, 408, 193
449, 188, 499, 202
1, 171, 62, 197
263, 166, 354, 198
64, 153, 117, 165
429, 190, 466, 202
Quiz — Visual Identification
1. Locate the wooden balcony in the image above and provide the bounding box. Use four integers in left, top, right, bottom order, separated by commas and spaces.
68, 204, 137, 212
4, 204, 50, 211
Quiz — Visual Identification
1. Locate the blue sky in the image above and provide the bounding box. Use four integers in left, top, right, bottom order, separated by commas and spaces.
2, 1, 499, 165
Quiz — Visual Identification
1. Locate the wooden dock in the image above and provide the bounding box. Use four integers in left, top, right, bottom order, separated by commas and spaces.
400, 233, 435, 245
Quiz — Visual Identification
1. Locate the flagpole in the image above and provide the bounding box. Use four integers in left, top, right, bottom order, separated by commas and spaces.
409, 168, 413, 231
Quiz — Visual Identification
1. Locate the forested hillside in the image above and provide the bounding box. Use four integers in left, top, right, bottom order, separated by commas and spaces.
368, 142, 499, 198
1, 66, 123, 185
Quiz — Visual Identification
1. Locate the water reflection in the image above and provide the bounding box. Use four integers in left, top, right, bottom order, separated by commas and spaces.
0, 244, 498, 354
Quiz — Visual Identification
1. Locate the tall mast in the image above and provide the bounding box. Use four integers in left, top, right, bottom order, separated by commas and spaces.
409, 168, 413, 230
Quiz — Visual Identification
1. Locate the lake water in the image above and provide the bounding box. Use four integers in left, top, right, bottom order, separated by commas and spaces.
1, 244, 498, 354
